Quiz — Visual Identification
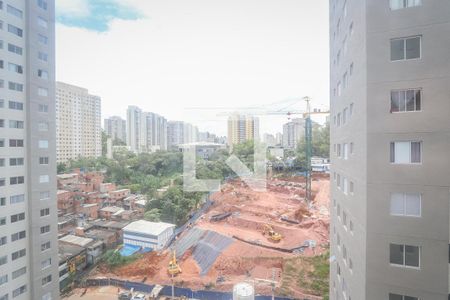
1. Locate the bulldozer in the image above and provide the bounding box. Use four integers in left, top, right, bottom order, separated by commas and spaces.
262, 224, 282, 243
167, 250, 182, 276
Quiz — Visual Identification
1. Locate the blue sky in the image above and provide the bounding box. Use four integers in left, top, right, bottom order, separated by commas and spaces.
56, 0, 142, 32
56, 1, 329, 135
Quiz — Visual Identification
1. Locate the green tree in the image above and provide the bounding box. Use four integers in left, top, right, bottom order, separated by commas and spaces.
144, 209, 161, 222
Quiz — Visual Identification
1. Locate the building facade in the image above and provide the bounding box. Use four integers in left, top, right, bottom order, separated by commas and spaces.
167, 121, 198, 150
104, 116, 126, 144
227, 114, 259, 147
0, 0, 60, 299
330, 1, 450, 299
282, 118, 305, 149
56, 82, 101, 163
126, 106, 167, 153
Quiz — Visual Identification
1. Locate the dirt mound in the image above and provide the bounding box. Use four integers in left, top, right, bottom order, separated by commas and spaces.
113, 252, 168, 277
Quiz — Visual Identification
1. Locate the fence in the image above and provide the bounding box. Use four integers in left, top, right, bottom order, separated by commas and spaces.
83, 278, 299, 300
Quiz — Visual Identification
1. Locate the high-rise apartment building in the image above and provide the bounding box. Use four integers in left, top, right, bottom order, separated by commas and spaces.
55, 82, 101, 163
227, 114, 259, 146
0, 1, 59, 299
330, 1, 450, 299
167, 121, 198, 150
126, 106, 168, 153
104, 116, 126, 144
282, 118, 305, 149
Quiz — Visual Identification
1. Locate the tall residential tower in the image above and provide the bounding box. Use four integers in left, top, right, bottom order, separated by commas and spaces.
330, 1, 450, 299
227, 114, 259, 147
104, 116, 126, 144
55, 82, 102, 163
0, 0, 59, 299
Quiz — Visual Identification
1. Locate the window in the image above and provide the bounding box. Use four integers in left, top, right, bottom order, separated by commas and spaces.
0, 198, 4, 206
8, 63, 23, 74
343, 143, 348, 159
337, 81, 342, 96
38, 104, 49, 112
38, 0, 48, 10
337, 174, 341, 188
41, 258, 51, 269
9, 139, 24, 147
390, 141, 422, 164
349, 181, 354, 194
390, 244, 420, 268
11, 230, 26, 242
39, 140, 49, 148
391, 36, 421, 61
0, 159, 4, 167
0, 120, 3, 127
9, 120, 24, 129
39, 175, 49, 183
39, 157, 49, 165
0, 236, 6, 246
10, 194, 25, 204
38, 34, 48, 45
41, 241, 50, 251
0, 179, 4, 187
10, 213, 25, 223
40, 225, 50, 234
391, 89, 421, 112
40, 208, 50, 217
38, 17, 48, 28
0, 255, 6, 266
39, 122, 49, 131
343, 108, 348, 124
7, 5, 23, 18
8, 176, 22, 185
337, 144, 341, 157
8, 43, 22, 55
38, 69, 49, 80
40, 191, 50, 200
8, 82, 23, 92
7, 24, 23, 37
10, 176, 24, 185
42, 274, 52, 286
0, 295, 8, 300
390, 193, 421, 217
350, 142, 354, 154
12, 267, 26, 279
38, 87, 48, 96
42, 292, 52, 300
9, 101, 23, 110
349, 22, 353, 36
38, 51, 48, 62
0, 275, 7, 286
0, 217, 5, 226
343, 72, 348, 89
343, 177, 348, 194
12, 285, 26, 298
390, 0, 422, 10
0, 139, 3, 148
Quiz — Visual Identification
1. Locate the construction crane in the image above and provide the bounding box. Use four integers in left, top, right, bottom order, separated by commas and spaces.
167, 250, 182, 276
215, 96, 329, 203
261, 97, 329, 203
262, 224, 282, 243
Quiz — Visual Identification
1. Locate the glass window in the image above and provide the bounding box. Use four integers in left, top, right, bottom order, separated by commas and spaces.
391, 36, 421, 61
390, 141, 421, 164
7, 5, 22, 18
390, 244, 404, 265
390, 244, 420, 267
7, 24, 23, 37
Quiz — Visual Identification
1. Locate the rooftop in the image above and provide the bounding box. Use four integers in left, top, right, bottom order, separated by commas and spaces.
123, 220, 175, 236
59, 234, 94, 247
99, 206, 123, 213
57, 173, 78, 179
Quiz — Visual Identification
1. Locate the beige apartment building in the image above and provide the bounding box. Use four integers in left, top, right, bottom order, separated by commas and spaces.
227, 114, 259, 147
56, 82, 101, 163
330, 0, 450, 299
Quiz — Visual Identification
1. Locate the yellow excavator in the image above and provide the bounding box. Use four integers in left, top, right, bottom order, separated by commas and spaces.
167, 250, 182, 276
262, 224, 282, 243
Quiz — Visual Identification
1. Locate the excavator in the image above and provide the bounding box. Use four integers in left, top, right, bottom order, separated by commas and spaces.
167, 250, 182, 276
262, 224, 282, 243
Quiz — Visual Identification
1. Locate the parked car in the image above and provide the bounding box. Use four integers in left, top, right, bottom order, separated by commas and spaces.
131, 294, 146, 300
118, 291, 132, 300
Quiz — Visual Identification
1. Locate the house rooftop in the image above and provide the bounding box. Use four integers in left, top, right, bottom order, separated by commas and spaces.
123, 220, 175, 237
59, 234, 94, 247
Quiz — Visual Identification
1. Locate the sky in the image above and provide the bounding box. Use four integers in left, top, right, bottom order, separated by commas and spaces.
56, 0, 330, 136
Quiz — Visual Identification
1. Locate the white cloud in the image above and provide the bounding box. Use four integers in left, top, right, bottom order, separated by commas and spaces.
56, 0, 330, 135
56, 0, 91, 17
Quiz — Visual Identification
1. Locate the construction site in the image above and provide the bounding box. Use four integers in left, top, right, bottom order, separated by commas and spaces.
91, 173, 330, 299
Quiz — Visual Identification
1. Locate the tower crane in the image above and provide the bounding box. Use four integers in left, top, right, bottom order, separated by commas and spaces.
217, 96, 329, 203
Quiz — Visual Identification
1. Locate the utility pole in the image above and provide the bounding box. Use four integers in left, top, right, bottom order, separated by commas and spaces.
304, 97, 313, 203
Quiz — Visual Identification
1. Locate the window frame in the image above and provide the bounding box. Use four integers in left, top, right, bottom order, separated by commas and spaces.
390, 36, 422, 61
